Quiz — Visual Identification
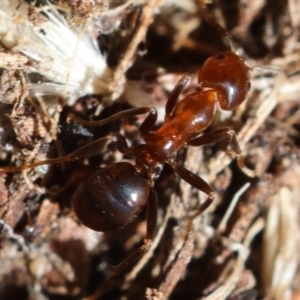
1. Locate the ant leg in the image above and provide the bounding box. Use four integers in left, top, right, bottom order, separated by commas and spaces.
187, 128, 255, 177
169, 161, 215, 214
139, 107, 157, 136
197, 0, 234, 50
112, 187, 157, 276
165, 74, 191, 122
69, 106, 158, 137
1, 133, 129, 173
68, 107, 155, 127
89, 187, 158, 300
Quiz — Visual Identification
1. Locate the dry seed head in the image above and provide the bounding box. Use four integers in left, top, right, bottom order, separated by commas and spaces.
0, 0, 111, 102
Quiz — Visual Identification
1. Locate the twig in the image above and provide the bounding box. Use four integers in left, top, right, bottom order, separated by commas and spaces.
158, 230, 194, 298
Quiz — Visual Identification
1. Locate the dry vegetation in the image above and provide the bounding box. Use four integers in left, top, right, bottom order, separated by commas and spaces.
0, 0, 300, 299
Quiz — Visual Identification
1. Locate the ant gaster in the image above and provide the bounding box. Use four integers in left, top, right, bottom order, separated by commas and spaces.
1, 51, 252, 282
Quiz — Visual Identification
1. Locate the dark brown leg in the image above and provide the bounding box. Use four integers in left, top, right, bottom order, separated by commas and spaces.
11, 105, 158, 173
88, 187, 158, 300
139, 107, 157, 136
69, 106, 158, 137
112, 186, 158, 276
187, 128, 254, 177
188, 128, 240, 149
68, 107, 155, 127
1, 133, 129, 173
169, 161, 215, 215
165, 74, 191, 122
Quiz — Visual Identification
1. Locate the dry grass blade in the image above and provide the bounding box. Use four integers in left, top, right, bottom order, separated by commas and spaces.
263, 186, 299, 300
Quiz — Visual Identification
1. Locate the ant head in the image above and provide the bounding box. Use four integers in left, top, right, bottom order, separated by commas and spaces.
198, 51, 250, 111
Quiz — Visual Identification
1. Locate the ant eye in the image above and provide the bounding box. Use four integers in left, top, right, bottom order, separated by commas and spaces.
247, 81, 251, 90
215, 53, 225, 59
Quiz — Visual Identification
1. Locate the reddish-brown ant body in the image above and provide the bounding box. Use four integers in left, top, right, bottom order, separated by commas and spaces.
1, 51, 251, 284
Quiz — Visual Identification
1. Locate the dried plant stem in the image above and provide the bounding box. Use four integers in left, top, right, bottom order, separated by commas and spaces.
158, 230, 194, 298
217, 182, 251, 234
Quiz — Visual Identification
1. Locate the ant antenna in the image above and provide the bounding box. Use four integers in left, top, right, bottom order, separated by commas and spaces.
197, 0, 235, 51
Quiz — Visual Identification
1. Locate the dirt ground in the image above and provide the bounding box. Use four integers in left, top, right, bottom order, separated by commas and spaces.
0, 0, 300, 299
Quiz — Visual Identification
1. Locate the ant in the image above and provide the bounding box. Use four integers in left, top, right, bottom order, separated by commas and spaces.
1, 51, 252, 295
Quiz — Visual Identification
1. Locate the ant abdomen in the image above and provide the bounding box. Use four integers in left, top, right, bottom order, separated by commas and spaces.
71, 162, 150, 231
198, 51, 250, 111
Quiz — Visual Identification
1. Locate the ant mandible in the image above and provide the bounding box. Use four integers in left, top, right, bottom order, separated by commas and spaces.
1, 51, 252, 283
